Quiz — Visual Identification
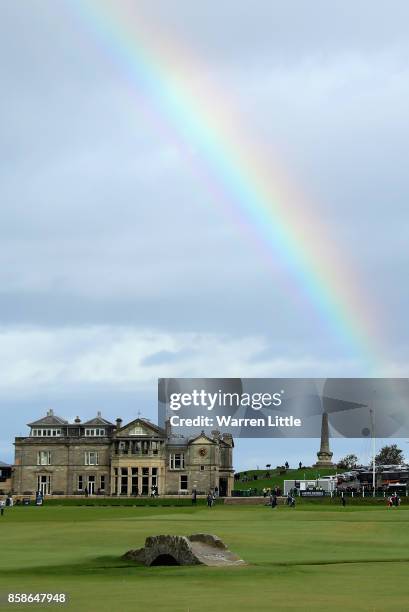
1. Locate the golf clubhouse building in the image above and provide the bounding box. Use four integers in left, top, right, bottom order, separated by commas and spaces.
12, 410, 234, 497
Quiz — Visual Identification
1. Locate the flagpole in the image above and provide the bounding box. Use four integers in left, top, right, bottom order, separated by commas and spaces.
370, 405, 376, 497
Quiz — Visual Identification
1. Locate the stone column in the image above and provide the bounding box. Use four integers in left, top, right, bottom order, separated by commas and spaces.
66, 443, 71, 496
148, 468, 152, 495
160, 465, 165, 495
110, 466, 115, 495
314, 412, 335, 467
116, 468, 120, 496
127, 467, 131, 497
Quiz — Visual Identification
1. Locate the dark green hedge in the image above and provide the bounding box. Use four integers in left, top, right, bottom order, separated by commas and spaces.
28, 497, 219, 507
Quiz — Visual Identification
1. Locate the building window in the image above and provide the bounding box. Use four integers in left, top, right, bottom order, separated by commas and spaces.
85, 451, 99, 466
32, 429, 61, 437
78, 475, 84, 491
129, 426, 145, 435
100, 475, 106, 491
200, 465, 205, 471
151, 467, 158, 490
169, 453, 185, 470
142, 467, 149, 495
37, 451, 51, 465
85, 428, 106, 437
120, 467, 128, 495
180, 475, 188, 491
131, 468, 138, 496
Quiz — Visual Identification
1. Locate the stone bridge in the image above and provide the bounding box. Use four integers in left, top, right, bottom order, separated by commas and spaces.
123, 533, 245, 567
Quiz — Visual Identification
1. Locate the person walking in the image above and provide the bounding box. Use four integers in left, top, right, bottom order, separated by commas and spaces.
341, 495, 346, 507
207, 492, 213, 508
271, 494, 278, 509
192, 489, 197, 505
0, 499, 5, 516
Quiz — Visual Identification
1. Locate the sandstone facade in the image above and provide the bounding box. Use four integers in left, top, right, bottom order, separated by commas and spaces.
12, 411, 234, 497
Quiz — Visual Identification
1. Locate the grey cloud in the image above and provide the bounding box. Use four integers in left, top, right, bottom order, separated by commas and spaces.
0, 0, 408, 435
140, 349, 196, 366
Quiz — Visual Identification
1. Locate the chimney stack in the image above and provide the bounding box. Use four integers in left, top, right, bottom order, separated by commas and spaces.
116, 417, 123, 430
222, 433, 233, 446
165, 418, 171, 439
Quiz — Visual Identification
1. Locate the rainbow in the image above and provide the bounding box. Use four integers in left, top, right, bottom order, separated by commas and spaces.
69, 0, 382, 371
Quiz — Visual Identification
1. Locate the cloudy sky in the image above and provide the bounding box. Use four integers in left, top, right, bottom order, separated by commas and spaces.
1, 1, 409, 469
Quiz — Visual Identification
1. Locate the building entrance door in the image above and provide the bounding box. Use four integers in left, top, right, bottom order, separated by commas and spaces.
88, 475, 95, 495
37, 475, 50, 496
219, 477, 228, 497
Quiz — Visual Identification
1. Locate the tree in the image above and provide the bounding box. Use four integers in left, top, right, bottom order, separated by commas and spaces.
266, 464, 271, 469
337, 454, 358, 470
375, 444, 405, 466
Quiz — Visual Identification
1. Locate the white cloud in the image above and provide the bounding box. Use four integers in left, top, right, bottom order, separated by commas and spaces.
0, 325, 378, 395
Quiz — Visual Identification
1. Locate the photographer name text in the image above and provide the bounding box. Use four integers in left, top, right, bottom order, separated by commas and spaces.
169, 415, 302, 428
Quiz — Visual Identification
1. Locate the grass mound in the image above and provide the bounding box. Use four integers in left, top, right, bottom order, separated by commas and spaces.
234, 467, 336, 492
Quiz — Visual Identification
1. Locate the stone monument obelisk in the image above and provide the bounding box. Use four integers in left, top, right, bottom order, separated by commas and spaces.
314, 411, 335, 467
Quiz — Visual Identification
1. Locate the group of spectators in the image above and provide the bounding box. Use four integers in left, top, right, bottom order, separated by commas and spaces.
206, 491, 217, 507
268, 491, 296, 509
387, 493, 401, 507
235, 461, 304, 484
262, 486, 282, 498
191, 486, 219, 507
0, 495, 13, 516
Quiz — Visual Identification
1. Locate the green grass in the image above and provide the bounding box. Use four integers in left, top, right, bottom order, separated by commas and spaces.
234, 467, 336, 492
1, 505, 409, 611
